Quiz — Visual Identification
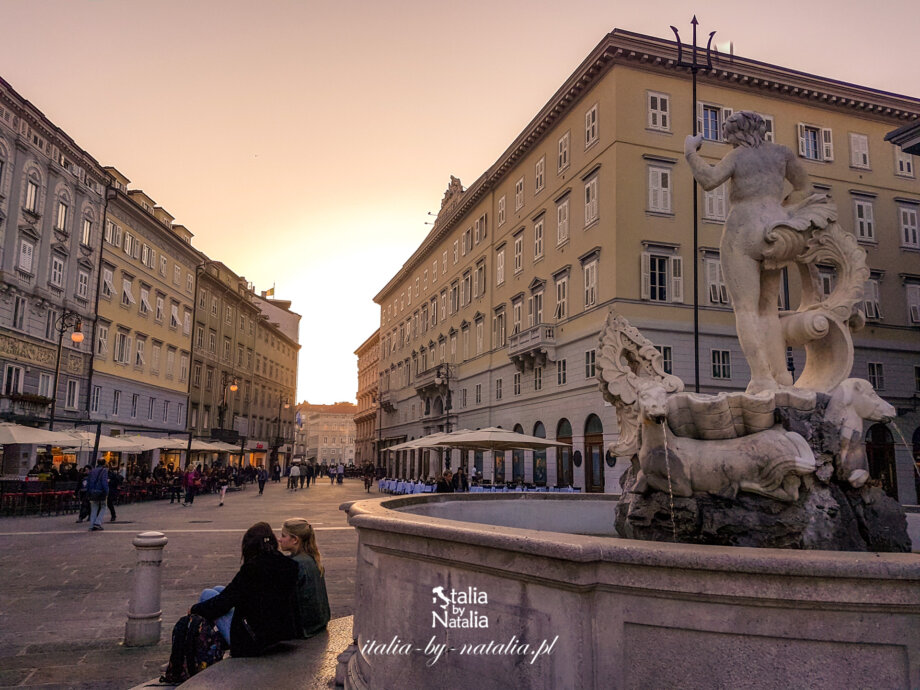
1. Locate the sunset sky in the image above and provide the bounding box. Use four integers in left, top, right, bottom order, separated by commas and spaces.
2, 0, 916, 404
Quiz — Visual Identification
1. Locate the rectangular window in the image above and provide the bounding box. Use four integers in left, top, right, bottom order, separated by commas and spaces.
462, 229, 471, 256
45, 309, 59, 341
139, 287, 151, 315
474, 213, 487, 243
641, 251, 682, 303
496, 248, 505, 285
533, 217, 544, 260
54, 201, 68, 231
797, 123, 834, 161
152, 343, 161, 373
131, 394, 139, 418
558, 131, 570, 171
584, 176, 598, 225
174, 265, 182, 286
535, 157, 545, 193
461, 272, 471, 307
18, 239, 34, 273
96, 324, 108, 356
648, 166, 672, 213
863, 278, 882, 319
555, 276, 568, 319
166, 349, 176, 378
585, 349, 596, 378
113, 390, 121, 416
854, 199, 875, 241
557, 359, 567, 385
148, 398, 154, 420
706, 257, 729, 304
475, 383, 482, 404
193, 363, 201, 387
585, 104, 598, 147
648, 92, 670, 131
899, 206, 919, 248
38, 372, 52, 398
711, 350, 731, 379
163, 401, 170, 424
476, 320, 483, 354
895, 148, 915, 177
498, 196, 506, 226
906, 284, 920, 324
156, 296, 164, 322
495, 378, 503, 400
452, 240, 459, 264
584, 260, 597, 307
135, 339, 145, 368
170, 304, 181, 329
3, 364, 23, 395
77, 271, 89, 299
515, 177, 525, 210
556, 198, 569, 245
703, 183, 727, 221
867, 362, 885, 390
493, 311, 506, 347
512, 300, 522, 334
534, 366, 543, 391
121, 278, 135, 307
528, 291, 543, 326
655, 345, 673, 375
49, 255, 64, 287
513, 233, 523, 273
699, 104, 725, 141
91, 385, 101, 413
12, 295, 26, 330
25, 180, 38, 213
513, 372, 521, 396
849, 133, 870, 169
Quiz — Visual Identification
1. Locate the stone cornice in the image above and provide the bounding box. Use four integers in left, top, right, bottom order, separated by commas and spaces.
374, 29, 920, 303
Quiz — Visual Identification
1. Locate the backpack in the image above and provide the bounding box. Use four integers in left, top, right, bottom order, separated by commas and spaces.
161, 614, 226, 683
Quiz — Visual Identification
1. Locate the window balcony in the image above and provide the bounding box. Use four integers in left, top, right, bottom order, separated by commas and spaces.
508, 323, 556, 371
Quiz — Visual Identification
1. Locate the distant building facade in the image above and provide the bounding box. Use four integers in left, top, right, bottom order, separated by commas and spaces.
297, 401, 357, 467
0, 77, 107, 438
373, 29, 920, 502
90, 167, 200, 441
354, 330, 379, 467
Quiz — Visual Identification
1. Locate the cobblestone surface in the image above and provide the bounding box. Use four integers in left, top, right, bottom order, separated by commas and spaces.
0, 478, 370, 688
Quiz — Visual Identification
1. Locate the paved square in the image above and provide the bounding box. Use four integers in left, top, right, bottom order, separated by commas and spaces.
0, 478, 372, 689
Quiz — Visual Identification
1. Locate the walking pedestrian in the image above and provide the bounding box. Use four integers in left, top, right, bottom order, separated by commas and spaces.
289, 463, 300, 491
75, 465, 90, 523
86, 459, 109, 531
336, 462, 345, 485
184, 466, 200, 505
257, 466, 267, 495
218, 467, 229, 507
107, 464, 123, 521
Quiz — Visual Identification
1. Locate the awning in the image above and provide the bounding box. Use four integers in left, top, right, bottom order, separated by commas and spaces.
119, 435, 187, 452
0, 423, 81, 446
431, 427, 569, 451
61, 430, 143, 453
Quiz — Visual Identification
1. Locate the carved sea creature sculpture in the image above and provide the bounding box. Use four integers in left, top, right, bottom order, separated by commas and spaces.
634, 383, 816, 502
825, 378, 896, 487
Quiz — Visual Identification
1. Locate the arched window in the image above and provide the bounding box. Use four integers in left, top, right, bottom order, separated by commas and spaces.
512, 423, 525, 483
584, 414, 604, 493
865, 423, 897, 500
556, 418, 573, 487
533, 422, 547, 486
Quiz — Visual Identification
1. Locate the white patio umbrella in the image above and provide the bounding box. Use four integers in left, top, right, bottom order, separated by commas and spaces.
61, 430, 143, 453
387, 430, 472, 452
0, 422, 79, 446
119, 435, 186, 452
208, 441, 242, 453
189, 439, 224, 452
431, 427, 568, 451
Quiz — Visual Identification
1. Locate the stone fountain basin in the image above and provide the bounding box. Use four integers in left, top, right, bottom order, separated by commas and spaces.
342, 493, 920, 690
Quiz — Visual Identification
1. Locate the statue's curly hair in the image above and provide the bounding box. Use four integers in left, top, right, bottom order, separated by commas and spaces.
723, 111, 766, 148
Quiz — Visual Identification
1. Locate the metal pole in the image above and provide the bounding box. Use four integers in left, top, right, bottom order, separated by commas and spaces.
49, 327, 65, 432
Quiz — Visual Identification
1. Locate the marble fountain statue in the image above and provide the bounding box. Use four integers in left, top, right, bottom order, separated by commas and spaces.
339, 112, 919, 689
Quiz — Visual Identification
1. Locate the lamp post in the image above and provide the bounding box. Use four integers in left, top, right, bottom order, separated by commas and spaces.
271, 396, 291, 466
434, 364, 453, 470
671, 16, 716, 394
216, 372, 238, 431
49, 311, 84, 431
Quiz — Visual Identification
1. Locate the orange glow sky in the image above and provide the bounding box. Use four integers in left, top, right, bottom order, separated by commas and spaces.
2, 0, 916, 403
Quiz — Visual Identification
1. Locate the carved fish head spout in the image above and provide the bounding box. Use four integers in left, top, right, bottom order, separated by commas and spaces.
637, 383, 668, 425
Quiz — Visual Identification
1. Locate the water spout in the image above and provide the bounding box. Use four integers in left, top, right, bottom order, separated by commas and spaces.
660, 421, 678, 541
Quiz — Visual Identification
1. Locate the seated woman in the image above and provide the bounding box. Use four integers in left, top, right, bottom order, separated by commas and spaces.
160, 522, 299, 684
279, 518, 331, 637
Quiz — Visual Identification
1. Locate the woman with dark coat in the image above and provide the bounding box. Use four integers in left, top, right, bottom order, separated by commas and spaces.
160, 523, 300, 683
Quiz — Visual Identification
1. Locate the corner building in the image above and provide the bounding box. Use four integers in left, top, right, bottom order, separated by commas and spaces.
374, 29, 920, 501
354, 330, 379, 467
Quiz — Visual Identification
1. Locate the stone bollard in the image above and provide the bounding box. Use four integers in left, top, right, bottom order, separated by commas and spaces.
124, 531, 168, 647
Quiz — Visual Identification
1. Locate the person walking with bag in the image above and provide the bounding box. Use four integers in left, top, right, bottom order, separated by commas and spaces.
86, 459, 109, 531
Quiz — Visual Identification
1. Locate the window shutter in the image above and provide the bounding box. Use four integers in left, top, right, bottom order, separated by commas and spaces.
763, 116, 774, 142
707, 260, 719, 303
704, 189, 714, 218
797, 123, 807, 156
648, 94, 656, 128
696, 102, 703, 135
648, 168, 659, 210
821, 128, 834, 161
908, 285, 920, 323
720, 108, 733, 139
19, 241, 33, 272
670, 256, 683, 303
125, 336, 133, 364
640, 252, 651, 300
661, 171, 671, 212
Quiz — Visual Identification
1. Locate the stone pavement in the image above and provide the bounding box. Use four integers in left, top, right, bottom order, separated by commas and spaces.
0, 478, 373, 689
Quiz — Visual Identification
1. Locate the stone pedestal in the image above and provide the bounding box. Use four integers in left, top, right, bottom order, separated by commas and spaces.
124, 531, 168, 647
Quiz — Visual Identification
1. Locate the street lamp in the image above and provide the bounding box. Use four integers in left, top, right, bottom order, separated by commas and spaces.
271, 396, 291, 466
216, 372, 238, 431
434, 364, 452, 433
49, 311, 83, 431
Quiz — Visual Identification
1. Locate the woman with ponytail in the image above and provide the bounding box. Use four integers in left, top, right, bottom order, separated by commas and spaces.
279, 518, 331, 637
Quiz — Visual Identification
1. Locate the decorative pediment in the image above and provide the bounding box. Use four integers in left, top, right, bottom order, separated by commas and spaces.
579, 247, 602, 265
528, 277, 546, 291
448, 327, 457, 336
19, 224, 41, 241
459, 320, 470, 329
473, 311, 484, 322
51, 242, 69, 256
437, 176, 464, 221
511, 291, 525, 303
552, 265, 571, 280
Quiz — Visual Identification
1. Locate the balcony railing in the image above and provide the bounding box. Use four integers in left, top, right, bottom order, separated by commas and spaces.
508, 323, 556, 371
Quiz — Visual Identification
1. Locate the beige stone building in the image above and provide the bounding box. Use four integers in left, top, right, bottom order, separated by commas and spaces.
373, 29, 920, 502
354, 330, 379, 467
296, 401, 357, 468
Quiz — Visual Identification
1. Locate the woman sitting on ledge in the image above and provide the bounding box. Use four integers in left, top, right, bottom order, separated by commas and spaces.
160, 522, 299, 684
280, 517, 331, 637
